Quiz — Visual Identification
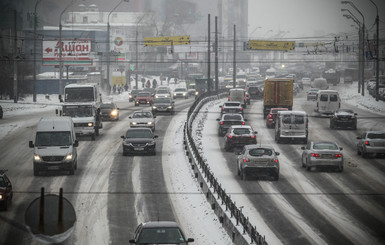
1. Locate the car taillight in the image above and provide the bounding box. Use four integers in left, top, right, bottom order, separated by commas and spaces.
365, 141, 370, 145
240, 108, 243, 111
311, 153, 320, 157
272, 158, 279, 163
220, 121, 224, 125
267, 114, 272, 119
243, 158, 249, 162
242, 122, 245, 125
227, 135, 232, 139
334, 154, 342, 158
228, 97, 230, 101
222, 107, 225, 110
251, 135, 255, 139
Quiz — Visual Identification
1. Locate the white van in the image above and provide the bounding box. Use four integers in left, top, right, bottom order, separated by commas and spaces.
314, 90, 341, 115
29, 117, 78, 176
228, 88, 247, 108
275, 111, 308, 144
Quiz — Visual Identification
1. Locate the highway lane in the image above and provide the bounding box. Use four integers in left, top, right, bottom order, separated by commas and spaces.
197, 88, 385, 245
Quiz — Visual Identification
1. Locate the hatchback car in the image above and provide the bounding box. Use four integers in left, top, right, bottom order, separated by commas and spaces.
100, 102, 119, 121
0, 105, 3, 119
129, 111, 156, 131
155, 89, 171, 99
301, 141, 344, 172
219, 101, 243, 116
330, 109, 357, 130
121, 128, 158, 156
266, 107, 288, 128
0, 170, 13, 210
135, 92, 153, 106
216, 113, 246, 136
129, 221, 194, 244
224, 125, 257, 151
129, 89, 141, 102
306, 88, 320, 100
236, 145, 280, 181
356, 131, 385, 158
152, 97, 175, 115
173, 87, 189, 99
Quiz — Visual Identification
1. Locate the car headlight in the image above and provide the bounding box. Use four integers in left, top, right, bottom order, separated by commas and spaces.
147, 141, 155, 146
88, 122, 94, 127
152, 106, 157, 109
129, 95, 133, 98
123, 142, 133, 146
34, 154, 41, 161
195, 91, 199, 95
147, 122, 153, 125
110, 109, 118, 116
155, 95, 159, 98
65, 154, 73, 161
0, 194, 3, 200
167, 106, 173, 109
174, 93, 177, 96
183, 93, 186, 96
131, 122, 137, 125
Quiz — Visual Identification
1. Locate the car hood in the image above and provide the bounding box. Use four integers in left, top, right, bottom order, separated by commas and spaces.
123, 138, 154, 144
153, 103, 172, 106
72, 117, 94, 123
35, 146, 73, 156
130, 118, 154, 123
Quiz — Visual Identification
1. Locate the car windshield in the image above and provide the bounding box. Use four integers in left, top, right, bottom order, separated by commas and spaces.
313, 143, 338, 150
224, 103, 240, 107
174, 88, 186, 92
282, 115, 305, 124
63, 105, 93, 117
125, 130, 153, 138
154, 98, 171, 103
137, 228, 185, 244
138, 92, 151, 97
233, 128, 251, 135
367, 133, 385, 139
0, 177, 6, 187
133, 112, 152, 118
157, 90, 169, 94
249, 148, 273, 156
223, 115, 242, 120
35, 131, 71, 147
101, 103, 115, 109
336, 109, 353, 114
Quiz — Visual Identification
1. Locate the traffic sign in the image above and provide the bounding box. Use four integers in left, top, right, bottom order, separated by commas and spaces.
144, 35, 190, 47
248, 40, 295, 51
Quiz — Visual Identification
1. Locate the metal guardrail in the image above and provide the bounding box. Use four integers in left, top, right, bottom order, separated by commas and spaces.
183, 90, 268, 245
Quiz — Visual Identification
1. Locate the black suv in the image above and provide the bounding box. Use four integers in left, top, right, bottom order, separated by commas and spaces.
121, 128, 158, 156
152, 97, 175, 115
0, 170, 13, 210
216, 113, 246, 136
330, 109, 357, 130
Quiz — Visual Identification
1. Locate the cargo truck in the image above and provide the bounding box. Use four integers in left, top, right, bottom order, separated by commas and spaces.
263, 78, 293, 118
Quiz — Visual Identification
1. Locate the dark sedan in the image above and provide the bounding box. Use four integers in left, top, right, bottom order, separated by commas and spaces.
152, 97, 175, 115
100, 102, 119, 121
330, 109, 357, 130
224, 125, 257, 151
219, 101, 244, 116
217, 113, 246, 136
0, 170, 13, 210
129, 89, 141, 102
121, 128, 158, 156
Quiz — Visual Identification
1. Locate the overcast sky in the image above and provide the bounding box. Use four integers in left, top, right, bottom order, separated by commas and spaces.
248, 0, 384, 40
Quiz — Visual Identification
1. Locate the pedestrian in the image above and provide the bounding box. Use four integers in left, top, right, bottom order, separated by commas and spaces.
112, 84, 116, 94
146, 80, 151, 88
152, 79, 157, 89
124, 83, 128, 91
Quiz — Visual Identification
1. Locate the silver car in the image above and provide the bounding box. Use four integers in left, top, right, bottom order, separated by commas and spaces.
301, 141, 344, 172
356, 131, 385, 158
129, 111, 156, 131
236, 145, 280, 181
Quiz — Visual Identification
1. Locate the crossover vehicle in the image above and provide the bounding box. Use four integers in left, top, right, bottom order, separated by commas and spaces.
100, 102, 119, 121
155, 89, 172, 99
121, 128, 158, 156
152, 97, 175, 115
219, 101, 243, 116
129, 221, 194, 244
228, 88, 247, 108
224, 125, 257, 151
129, 89, 141, 102
216, 113, 246, 136
356, 131, 385, 158
0, 170, 13, 210
330, 108, 357, 129
135, 92, 153, 106
173, 87, 189, 99
236, 145, 280, 181
129, 110, 156, 131
301, 141, 344, 172
265, 107, 288, 128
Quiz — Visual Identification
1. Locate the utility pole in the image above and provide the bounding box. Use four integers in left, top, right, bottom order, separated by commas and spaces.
207, 14, 211, 93
13, 10, 18, 103
233, 24, 236, 88
215, 16, 218, 91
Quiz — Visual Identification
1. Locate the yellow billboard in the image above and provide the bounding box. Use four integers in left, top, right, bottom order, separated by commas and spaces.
144, 35, 190, 47
248, 40, 295, 51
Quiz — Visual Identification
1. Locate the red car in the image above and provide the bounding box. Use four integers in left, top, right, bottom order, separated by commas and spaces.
266, 108, 288, 128
135, 92, 153, 106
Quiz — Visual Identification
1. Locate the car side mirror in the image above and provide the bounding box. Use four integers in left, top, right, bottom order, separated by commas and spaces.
59, 94, 63, 102
187, 238, 194, 242
276, 152, 280, 155
219, 105, 222, 108
121, 136, 125, 139
244, 119, 248, 121
154, 135, 159, 139
73, 140, 79, 147
301, 146, 305, 150
340, 147, 343, 150
356, 136, 361, 139
128, 240, 135, 244
254, 131, 258, 134
216, 118, 220, 121
29, 141, 34, 148
129, 116, 132, 119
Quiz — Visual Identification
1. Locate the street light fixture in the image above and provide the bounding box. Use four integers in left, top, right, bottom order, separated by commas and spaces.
107, 0, 130, 95
341, 1, 365, 96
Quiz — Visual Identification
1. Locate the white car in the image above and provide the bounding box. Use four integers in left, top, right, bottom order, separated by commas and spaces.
129, 111, 156, 131
173, 87, 189, 99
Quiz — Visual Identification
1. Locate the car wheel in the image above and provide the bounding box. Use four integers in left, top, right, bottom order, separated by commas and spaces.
33, 165, 39, 176
237, 166, 241, 176
357, 147, 361, 155
273, 172, 279, 181
301, 156, 305, 168
122, 151, 127, 156
69, 166, 75, 175
134, 104, 138, 107
337, 165, 343, 172
91, 134, 96, 141
224, 144, 231, 152
305, 160, 311, 171
352, 124, 357, 130
330, 121, 334, 129
152, 150, 156, 156
241, 170, 247, 181
95, 127, 99, 136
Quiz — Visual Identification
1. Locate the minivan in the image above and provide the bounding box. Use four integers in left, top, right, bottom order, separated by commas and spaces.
314, 90, 341, 115
275, 111, 308, 144
29, 117, 78, 176
228, 88, 247, 108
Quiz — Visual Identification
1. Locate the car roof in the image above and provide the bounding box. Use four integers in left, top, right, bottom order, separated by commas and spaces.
229, 125, 252, 129
224, 101, 241, 104
311, 141, 338, 145
278, 110, 307, 116
245, 144, 275, 150
141, 221, 180, 229
126, 128, 152, 132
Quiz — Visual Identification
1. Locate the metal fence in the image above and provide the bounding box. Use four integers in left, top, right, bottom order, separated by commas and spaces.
183, 90, 268, 245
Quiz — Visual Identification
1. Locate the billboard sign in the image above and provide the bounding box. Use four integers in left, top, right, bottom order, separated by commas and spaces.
144, 35, 190, 47
248, 40, 295, 51
42, 39, 93, 66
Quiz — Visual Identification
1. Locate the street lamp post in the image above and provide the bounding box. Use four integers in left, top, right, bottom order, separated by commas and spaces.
33, 0, 43, 102
135, 14, 145, 90
107, 0, 130, 95
341, 1, 365, 96
368, 0, 379, 101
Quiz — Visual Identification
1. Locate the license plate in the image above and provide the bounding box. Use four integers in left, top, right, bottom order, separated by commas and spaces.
48, 166, 59, 170
134, 147, 144, 151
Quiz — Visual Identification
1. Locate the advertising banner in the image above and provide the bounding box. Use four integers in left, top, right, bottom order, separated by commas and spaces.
42, 39, 92, 66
